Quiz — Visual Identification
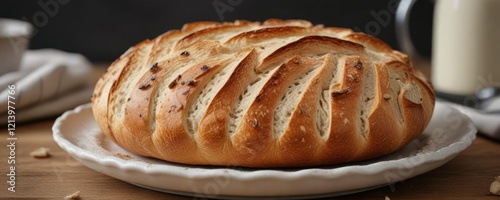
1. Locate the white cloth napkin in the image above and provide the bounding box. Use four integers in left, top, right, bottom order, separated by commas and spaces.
446, 101, 500, 140
0, 49, 96, 124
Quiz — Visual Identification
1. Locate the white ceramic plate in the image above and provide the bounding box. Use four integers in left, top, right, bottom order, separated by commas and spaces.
53, 101, 476, 199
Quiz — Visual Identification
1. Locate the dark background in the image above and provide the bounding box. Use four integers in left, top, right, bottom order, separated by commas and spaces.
0, 0, 433, 62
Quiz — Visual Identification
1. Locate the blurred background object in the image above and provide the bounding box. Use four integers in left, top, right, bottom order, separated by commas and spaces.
0, 18, 32, 74
0, 0, 434, 62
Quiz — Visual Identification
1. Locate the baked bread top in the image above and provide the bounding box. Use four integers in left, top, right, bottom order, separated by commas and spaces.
92, 19, 435, 167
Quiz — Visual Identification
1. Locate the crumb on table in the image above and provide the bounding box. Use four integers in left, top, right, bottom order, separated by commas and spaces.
491, 176, 500, 196
30, 147, 50, 158
65, 191, 80, 199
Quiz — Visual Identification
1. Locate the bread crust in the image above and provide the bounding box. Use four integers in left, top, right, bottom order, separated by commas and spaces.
92, 19, 435, 167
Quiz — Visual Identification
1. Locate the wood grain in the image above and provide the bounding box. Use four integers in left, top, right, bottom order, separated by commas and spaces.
1, 120, 499, 200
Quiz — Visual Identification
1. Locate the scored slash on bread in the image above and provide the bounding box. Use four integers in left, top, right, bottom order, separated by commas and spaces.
92, 19, 435, 167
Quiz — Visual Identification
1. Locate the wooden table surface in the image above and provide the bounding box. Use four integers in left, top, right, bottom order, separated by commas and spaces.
1, 119, 499, 200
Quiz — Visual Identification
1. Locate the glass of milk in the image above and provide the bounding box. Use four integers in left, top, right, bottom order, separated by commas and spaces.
396, 0, 500, 96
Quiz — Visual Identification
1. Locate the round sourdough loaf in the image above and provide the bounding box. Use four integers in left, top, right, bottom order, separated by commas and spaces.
92, 19, 435, 167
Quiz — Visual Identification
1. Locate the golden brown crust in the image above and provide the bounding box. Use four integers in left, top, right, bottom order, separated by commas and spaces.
92, 19, 435, 168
